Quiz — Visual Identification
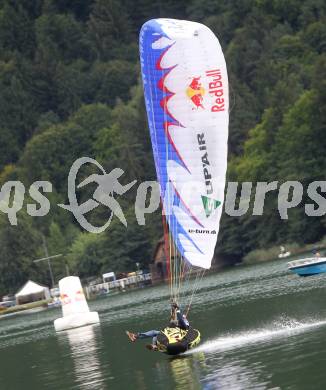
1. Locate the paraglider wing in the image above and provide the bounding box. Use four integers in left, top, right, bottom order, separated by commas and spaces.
140, 19, 229, 269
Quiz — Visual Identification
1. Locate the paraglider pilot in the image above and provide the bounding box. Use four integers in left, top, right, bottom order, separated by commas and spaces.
126, 302, 189, 351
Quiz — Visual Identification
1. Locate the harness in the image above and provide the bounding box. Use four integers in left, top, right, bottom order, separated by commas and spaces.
160, 327, 188, 344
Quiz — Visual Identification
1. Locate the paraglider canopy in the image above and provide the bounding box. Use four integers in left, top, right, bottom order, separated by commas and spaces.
140, 18, 229, 273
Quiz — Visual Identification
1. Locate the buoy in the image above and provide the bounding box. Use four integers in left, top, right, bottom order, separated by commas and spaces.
54, 276, 100, 332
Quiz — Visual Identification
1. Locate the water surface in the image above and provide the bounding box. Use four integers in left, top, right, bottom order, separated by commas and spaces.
1, 259, 326, 389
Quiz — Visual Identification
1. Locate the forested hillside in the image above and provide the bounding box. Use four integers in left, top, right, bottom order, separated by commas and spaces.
0, 0, 325, 294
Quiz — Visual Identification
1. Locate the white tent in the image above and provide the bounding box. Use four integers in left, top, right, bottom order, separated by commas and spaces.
15, 280, 51, 305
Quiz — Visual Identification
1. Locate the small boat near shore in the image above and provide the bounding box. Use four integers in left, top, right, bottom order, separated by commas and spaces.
288, 257, 326, 276
278, 246, 291, 259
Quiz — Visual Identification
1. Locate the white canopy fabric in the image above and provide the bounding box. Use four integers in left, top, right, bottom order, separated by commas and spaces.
15, 280, 50, 303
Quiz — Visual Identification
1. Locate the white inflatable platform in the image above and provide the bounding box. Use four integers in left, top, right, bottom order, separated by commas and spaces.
54, 276, 100, 332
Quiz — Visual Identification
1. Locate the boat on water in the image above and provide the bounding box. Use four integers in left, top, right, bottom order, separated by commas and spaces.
278, 246, 291, 258
279, 252, 291, 258
288, 257, 326, 276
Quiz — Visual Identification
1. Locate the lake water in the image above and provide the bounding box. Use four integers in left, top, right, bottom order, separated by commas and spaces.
1, 259, 326, 389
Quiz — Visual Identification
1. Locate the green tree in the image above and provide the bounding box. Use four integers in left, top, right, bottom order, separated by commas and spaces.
0, 210, 46, 295
88, 0, 133, 61
18, 104, 112, 189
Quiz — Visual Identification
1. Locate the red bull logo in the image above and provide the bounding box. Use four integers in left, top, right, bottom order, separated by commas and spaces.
186, 77, 205, 109
60, 293, 71, 305
75, 290, 85, 301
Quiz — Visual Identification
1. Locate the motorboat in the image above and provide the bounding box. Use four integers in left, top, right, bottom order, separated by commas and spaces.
288, 256, 326, 276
